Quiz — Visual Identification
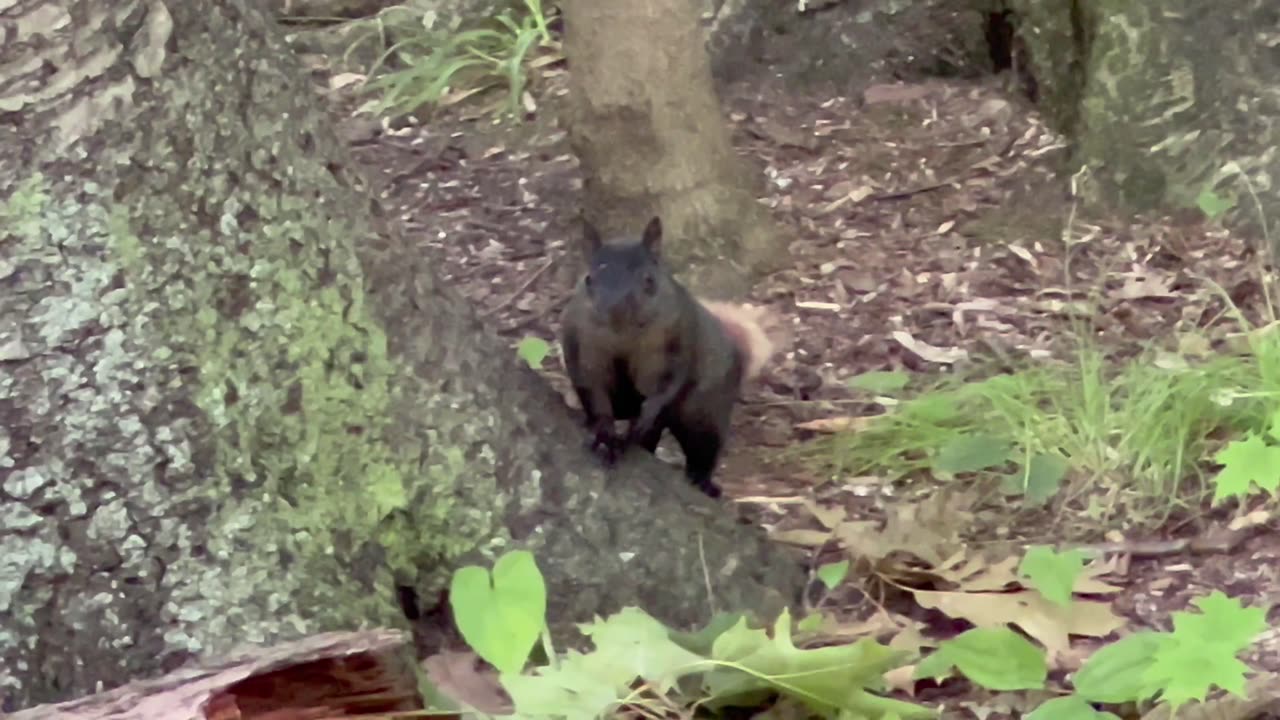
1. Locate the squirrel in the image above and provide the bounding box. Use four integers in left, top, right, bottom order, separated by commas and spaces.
558, 215, 781, 498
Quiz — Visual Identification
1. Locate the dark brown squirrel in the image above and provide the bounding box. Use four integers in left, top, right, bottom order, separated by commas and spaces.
559, 215, 781, 498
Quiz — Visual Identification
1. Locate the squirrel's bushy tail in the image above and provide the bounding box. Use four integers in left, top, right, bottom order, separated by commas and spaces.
698, 300, 789, 384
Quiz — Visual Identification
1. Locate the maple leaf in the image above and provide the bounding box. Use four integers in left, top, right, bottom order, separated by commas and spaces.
1141, 592, 1265, 711
1211, 433, 1280, 503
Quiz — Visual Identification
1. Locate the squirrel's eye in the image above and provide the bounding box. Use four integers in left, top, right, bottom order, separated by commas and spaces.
643, 274, 657, 294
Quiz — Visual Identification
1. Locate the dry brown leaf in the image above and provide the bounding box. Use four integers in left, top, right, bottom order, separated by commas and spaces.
863, 83, 931, 104
946, 555, 1022, 592
1230, 508, 1273, 531
834, 520, 887, 557
1177, 331, 1214, 357
806, 612, 906, 642
890, 331, 969, 364
796, 300, 843, 311
795, 416, 877, 433
1073, 557, 1125, 594
770, 527, 833, 548
802, 498, 847, 530
888, 621, 932, 654
423, 650, 512, 714
911, 589, 1125, 665
528, 52, 564, 69
883, 665, 919, 696
328, 72, 365, 90
1115, 270, 1175, 299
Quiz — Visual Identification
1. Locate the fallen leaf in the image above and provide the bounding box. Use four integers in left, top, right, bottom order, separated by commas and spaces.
802, 498, 847, 530
942, 555, 1022, 593
795, 416, 878, 433
769, 528, 833, 548
796, 300, 843, 311
1114, 269, 1174, 299
911, 589, 1125, 666
884, 665, 919, 695
329, 72, 366, 90
891, 331, 970, 364
863, 83, 932, 104
423, 650, 513, 714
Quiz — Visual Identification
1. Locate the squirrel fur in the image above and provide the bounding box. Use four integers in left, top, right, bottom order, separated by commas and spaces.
558, 215, 780, 498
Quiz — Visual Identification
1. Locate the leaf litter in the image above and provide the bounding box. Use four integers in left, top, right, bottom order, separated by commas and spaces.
326, 59, 1280, 717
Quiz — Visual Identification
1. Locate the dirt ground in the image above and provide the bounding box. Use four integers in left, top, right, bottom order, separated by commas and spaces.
329, 65, 1280, 714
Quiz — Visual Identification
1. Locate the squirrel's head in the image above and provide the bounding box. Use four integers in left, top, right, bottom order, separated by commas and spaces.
579, 216, 676, 330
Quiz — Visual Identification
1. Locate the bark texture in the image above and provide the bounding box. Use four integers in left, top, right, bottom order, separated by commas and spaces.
560, 0, 789, 299
8, 630, 419, 720
0, 0, 804, 711
1010, 0, 1280, 239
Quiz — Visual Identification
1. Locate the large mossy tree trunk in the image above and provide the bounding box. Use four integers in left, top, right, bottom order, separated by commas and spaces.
1009, 0, 1280, 241
559, 0, 790, 298
0, 0, 804, 711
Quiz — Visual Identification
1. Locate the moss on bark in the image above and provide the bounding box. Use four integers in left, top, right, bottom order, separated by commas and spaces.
0, 0, 804, 710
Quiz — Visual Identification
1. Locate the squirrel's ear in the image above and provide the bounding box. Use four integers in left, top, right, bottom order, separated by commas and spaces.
581, 219, 603, 255
641, 216, 662, 254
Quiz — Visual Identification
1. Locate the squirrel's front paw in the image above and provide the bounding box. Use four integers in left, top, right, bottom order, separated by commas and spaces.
586, 427, 624, 467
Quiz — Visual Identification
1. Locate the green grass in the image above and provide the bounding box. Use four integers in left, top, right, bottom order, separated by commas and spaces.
343, 0, 560, 121
811, 332, 1280, 529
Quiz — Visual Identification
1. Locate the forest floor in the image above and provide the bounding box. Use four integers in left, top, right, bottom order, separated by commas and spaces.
332, 65, 1280, 715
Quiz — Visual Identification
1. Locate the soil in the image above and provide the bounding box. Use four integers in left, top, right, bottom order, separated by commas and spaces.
323, 61, 1280, 716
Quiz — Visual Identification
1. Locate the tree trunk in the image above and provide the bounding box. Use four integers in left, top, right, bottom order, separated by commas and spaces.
560, 0, 790, 298
0, 0, 804, 711
1009, 0, 1280, 242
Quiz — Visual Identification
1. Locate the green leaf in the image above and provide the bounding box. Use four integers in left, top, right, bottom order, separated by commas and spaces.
933, 435, 1012, 474
516, 336, 550, 369
1142, 640, 1249, 710
669, 611, 748, 657
578, 607, 711, 692
705, 610, 932, 718
1196, 187, 1234, 220
1266, 406, 1280, 443
366, 465, 408, 516
847, 370, 911, 394
448, 550, 546, 674
1026, 695, 1120, 720
1001, 451, 1068, 505
1183, 591, 1268, 649
1140, 592, 1265, 711
906, 393, 961, 424
501, 607, 718, 719
1211, 433, 1280, 503
1072, 631, 1163, 703
927, 627, 1047, 691
796, 613, 825, 634
500, 650, 629, 720
912, 648, 956, 683
817, 559, 851, 590
1024, 452, 1068, 505
1019, 546, 1085, 607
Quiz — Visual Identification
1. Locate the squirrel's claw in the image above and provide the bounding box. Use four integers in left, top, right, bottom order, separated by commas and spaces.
587, 421, 624, 467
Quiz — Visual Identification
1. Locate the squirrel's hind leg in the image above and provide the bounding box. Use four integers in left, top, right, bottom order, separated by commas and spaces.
668, 420, 725, 498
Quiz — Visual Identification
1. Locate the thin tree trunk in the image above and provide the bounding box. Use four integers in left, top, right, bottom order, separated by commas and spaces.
560, 0, 790, 298
0, 0, 804, 710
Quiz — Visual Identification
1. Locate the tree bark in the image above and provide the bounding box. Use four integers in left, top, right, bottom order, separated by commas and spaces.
0, 0, 804, 711
560, 0, 790, 298
7, 631, 420, 720
1009, 0, 1280, 242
